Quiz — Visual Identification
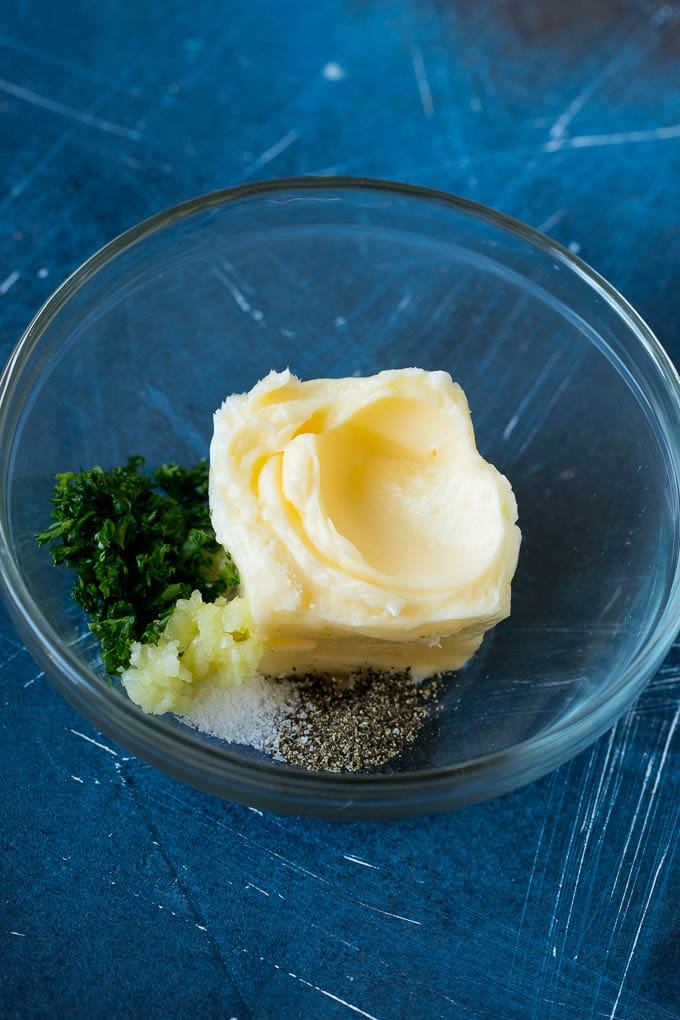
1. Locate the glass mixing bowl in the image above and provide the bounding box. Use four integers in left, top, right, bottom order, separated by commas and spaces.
1, 178, 679, 819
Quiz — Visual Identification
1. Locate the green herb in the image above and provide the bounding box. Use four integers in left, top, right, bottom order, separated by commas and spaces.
36, 456, 239, 674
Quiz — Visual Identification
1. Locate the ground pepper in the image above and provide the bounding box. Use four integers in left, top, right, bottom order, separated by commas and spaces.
277, 669, 443, 772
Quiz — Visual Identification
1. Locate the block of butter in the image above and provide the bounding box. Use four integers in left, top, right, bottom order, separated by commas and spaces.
209, 368, 520, 678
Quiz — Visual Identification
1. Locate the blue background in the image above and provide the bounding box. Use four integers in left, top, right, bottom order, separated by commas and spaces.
1, 2, 679, 1017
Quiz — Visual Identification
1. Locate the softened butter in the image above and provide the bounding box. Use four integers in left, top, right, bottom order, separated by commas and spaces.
209, 368, 520, 677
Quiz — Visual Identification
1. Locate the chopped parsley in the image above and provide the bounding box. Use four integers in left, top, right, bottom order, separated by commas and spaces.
36, 456, 239, 674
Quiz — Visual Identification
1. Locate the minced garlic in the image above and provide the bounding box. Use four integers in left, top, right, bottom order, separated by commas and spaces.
121, 591, 262, 714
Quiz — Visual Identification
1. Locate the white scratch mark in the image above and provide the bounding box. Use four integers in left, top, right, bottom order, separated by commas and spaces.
0, 77, 142, 140
343, 854, 380, 870
599, 584, 622, 619
323, 62, 345, 81
267, 850, 327, 883
543, 765, 592, 967
121, 153, 149, 171
273, 965, 381, 1019
216, 272, 250, 312
240, 129, 299, 179
545, 123, 680, 152
68, 728, 118, 756
303, 160, 361, 177
70, 775, 84, 784
548, 50, 628, 143
515, 360, 581, 459
531, 676, 588, 689
0, 33, 143, 94
336, 938, 361, 952
507, 772, 563, 983
248, 806, 264, 816
537, 208, 567, 233
0, 270, 19, 295
549, 82, 600, 142
610, 705, 679, 905
552, 729, 619, 990
379, 291, 413, 335
502, 347, 562, 444
245, 883, 270, 897
210, 265, 264, 323
609, 842, 673, 1019
356, 900, 421, 925
195, 924, 208, 932
502, 413, 519, 441
0, 650, 24, 676
10, 931, 26, 937
410, 46, 434, 117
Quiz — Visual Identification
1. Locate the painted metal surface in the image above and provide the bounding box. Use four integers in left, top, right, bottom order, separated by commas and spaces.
1, 2, 678, 1016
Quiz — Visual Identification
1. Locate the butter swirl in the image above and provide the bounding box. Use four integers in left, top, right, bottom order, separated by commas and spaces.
210, 368, 520, 677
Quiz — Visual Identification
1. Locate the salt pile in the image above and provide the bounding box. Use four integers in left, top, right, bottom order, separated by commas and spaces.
182, 674, 300, 756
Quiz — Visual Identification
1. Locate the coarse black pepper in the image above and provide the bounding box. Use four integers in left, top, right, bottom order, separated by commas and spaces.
278, 668, 443, 772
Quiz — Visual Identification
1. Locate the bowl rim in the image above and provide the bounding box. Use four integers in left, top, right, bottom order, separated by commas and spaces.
2, 174, 680, 813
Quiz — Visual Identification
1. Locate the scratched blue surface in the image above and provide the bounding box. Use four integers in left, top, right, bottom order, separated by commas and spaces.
1, 2, 679, 1018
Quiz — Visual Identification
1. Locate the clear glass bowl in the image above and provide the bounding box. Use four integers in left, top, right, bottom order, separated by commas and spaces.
1, 178, 679, 819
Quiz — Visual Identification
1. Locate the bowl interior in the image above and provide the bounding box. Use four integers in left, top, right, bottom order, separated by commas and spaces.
3, 181, 679, 807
